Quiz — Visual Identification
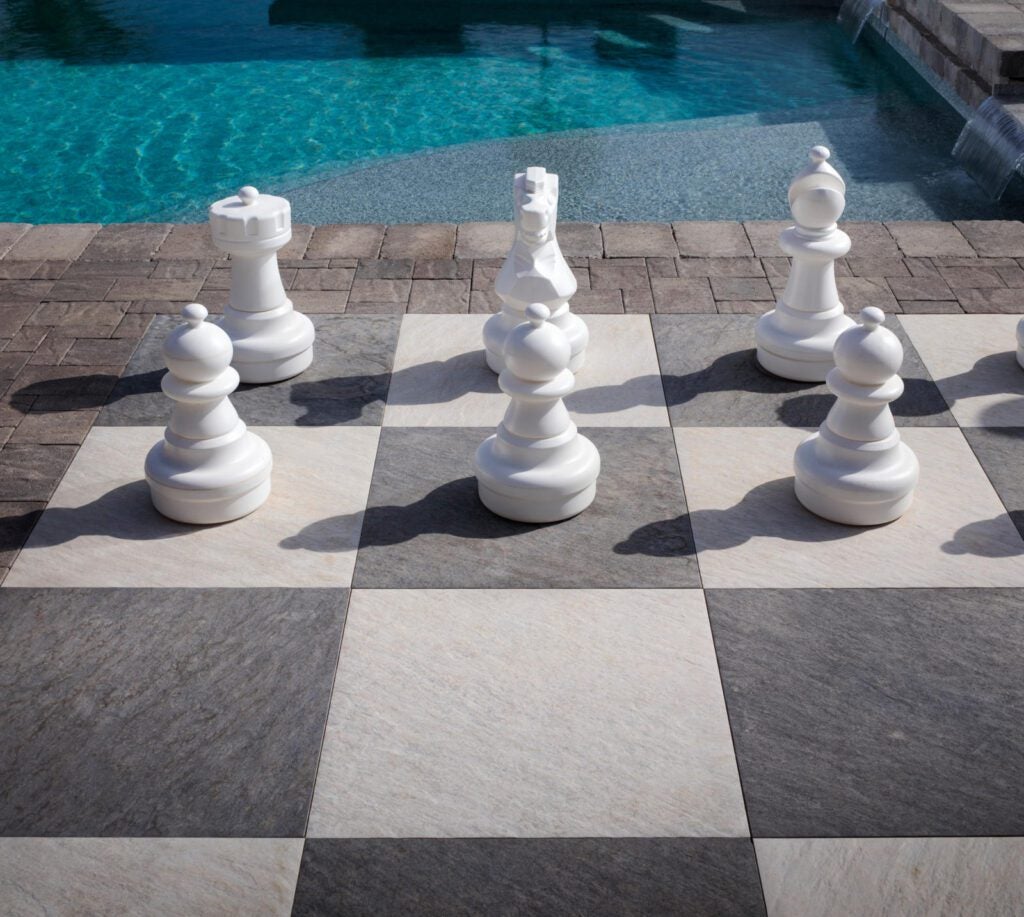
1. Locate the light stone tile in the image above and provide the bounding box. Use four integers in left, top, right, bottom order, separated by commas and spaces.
676, 426, 1024, 588
756, 838, 1024, 917
900, 314, 1024, 426
308, 588, 747, 838
0, 838, 302, 917
5, 426, 379, 588
383, 314, 668, 427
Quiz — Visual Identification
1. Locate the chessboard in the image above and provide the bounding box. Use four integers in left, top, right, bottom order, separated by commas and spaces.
3, 309, 1024, 915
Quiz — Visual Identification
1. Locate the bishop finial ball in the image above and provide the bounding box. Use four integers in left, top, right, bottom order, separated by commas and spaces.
810, 145, 830, 163
238, 186, 259, 205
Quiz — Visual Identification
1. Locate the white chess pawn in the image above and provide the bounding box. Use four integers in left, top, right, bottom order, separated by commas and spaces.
793, 307, 919, 525
482, 167, 589, 374
209, 185, 315, 383
475, 303, 600, 523
145, 303, 273, 525
756, 146, 856, 382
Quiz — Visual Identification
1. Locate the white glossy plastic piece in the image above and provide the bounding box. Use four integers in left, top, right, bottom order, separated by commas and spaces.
755, 146, 856, 382
1016, 316, 1024, 369
475, 303, 600, 523
794, 307, 919, 525
209, 186, 315, 383
145, 303, 273, 525
483, 167, 589, 374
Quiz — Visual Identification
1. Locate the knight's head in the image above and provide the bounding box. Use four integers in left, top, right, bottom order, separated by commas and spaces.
514, 166, 559, 245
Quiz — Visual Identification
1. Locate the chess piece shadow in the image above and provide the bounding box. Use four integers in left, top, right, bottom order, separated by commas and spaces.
614, 477, 863, 557
280, 476, 542, 552
939, 351, 1024, 405
942, 512, 1024, 558
285, 371, 389, 425
11, 480, 216, 548
288, 350, 498, 424
10, 370, 129, 412
570, 348, 831, 425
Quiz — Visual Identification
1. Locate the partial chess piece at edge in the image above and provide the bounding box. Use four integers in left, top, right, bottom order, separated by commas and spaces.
483, 166, 589, 375
210, 185, 315, 384
755, 146, 856, 382
475, 303, 600, 523
145, 303, 273, 525
1016, 316, 1024, 369
793, 306, 919, 526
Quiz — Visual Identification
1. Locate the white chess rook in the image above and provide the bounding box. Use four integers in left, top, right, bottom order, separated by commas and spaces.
756, 146, 856, 382
145, 303, 273, 525
210, 185, 315, 384
475, 303, 600, 523
483, 166, 588, 374
793, 306, 919, 526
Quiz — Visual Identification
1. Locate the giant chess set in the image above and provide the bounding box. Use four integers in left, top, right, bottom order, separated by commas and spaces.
147, 150, 927, 531
4, 147, 1024, 914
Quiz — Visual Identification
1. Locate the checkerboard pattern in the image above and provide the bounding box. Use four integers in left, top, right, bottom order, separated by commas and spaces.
3, 308, 1024, 915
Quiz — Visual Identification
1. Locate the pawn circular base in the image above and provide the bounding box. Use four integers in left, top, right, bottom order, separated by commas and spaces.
793, 436, 919, 526
147, 475, 271, 525
233, 345, 313, 385
794, 477, 914, 526
755, 345, 835, 383
478, 479, 596, 524
145, 432, 273, 525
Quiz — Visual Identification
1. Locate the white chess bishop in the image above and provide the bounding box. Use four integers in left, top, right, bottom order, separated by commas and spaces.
145, 303, 273, 525
793, 307, 919, 526
475, 303, 600, 523
756, 146, 856, 382
482, 166, 589, 374
209, 185, 315, 383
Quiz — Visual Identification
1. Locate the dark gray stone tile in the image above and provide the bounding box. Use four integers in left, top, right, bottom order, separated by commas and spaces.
292, 838, 765, 917
0, 587, 346, 836
652, 314, 954, 427
706, 587, 1024, 837
963, 427, 1024, 541
349, 427, 697, 588
98, 314, 400, 426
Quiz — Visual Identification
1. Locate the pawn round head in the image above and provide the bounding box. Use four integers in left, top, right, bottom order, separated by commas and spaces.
504, 303, 571, 382
833, 307, 904, 385
163, 303, 234, 383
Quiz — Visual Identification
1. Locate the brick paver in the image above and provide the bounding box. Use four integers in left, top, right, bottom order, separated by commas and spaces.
0, 218, 1019, 577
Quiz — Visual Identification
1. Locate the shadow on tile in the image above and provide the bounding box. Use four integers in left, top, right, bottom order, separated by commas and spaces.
615, 477, 857, 556
572, 348, 950, 427
281, 477, 547, 552
943, 513, 1024, 558
617, 477, 1020, 562
12, 480, 209, 546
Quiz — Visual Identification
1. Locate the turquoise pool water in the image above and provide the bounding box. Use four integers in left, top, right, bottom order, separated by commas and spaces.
1, 0, 1020, 222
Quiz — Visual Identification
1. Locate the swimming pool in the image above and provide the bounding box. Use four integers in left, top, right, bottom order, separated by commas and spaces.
1, 0, 1021, 223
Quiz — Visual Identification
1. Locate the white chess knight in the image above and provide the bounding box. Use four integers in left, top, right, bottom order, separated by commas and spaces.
209, 185, 315, 383
482, 166, 589, 374
755, 146, 856, 382
793, 307, 919, 526
145, 303, 273, 525
475, 303, 600, 523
